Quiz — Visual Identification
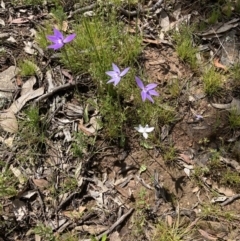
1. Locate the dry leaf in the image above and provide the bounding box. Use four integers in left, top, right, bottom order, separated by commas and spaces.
61, 69, 73, 83
183, 167, 191, 177
160, 10, 170, 29
21, 76, 36, 96
109, 231, 121, 241
0, 111, 18, 133
192, 186, 200, 193
213, 58, 227, 71
166, 215, 173, 227
143, 38, 161, 45
10, 164, 25, 184
63, 206, 86, 219
0, 66, 19, 99
8, 87, 44, 114
74, 224, 108, 235
11, 18, 29, 24
61, 21, 68, 31
178, 153, 193, 164
78, 124, 93, 136
198, 229, 217, 240
32, 178, 49, 189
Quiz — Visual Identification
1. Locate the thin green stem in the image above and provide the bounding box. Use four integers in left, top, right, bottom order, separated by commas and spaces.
62, 47, 73, 72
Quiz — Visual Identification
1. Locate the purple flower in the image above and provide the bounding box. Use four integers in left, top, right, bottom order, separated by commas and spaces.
195, 114, 203, 121
106, 63, 130, 86
47, 28, 76, 50
135, 76, 159, 103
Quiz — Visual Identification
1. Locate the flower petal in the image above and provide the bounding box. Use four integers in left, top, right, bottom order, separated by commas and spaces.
63, 33, 76, 43
47, 35, 59, 42
106, 78, 115, 84
141, 91, 147, 101
135, 76, 145, 90
145, 127, 154, 132
47, 42, 64, 50
145, 83, 158, 91
107, 76, 120, 86
143, 132, 148, 139
120, 67, 130, 77
137, 125, 145, 133
106, 71, 118, 78
148, 89, 159, 96
112, 63, 120, 74
113, 77, 121, 86
53, 28, 64, 40
146, 94, 154, 103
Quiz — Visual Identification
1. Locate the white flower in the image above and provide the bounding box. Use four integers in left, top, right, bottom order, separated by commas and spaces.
134, 124, 154, 139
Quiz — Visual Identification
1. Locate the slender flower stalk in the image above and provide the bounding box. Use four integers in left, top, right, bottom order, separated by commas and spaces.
47, 28, 76, 72
135, 76, 159, 103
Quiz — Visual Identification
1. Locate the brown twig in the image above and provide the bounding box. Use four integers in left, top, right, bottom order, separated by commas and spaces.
220, 194, 240, 206
68, 3, 97, 18
96, 208, 134, 240
34, 82, 77, 103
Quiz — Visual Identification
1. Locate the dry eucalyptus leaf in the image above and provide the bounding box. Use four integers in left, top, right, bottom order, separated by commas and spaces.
11, 18, 29, 24
74, 224, 108, 235
0, 66, 19, 99
198, 229, 218, 240
213, 58, 227, 71
32, 178, 49, 189
10, 164, 25, 184
0, 111, 18, 133
8, 87, 44, 114
21, 76, 36, 96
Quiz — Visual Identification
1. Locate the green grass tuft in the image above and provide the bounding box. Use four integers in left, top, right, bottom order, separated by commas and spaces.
202, 67, 223, 96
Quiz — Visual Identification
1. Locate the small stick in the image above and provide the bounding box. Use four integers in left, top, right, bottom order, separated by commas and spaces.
220, 194, 240, 206
34, 82, 77, 103
96, 208, 134, 240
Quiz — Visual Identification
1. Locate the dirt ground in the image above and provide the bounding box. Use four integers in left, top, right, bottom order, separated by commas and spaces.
1, 1, 240, 241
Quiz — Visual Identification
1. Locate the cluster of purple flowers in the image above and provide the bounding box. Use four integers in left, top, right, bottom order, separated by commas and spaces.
47, 28, 159, 103
106, 63, 159, 103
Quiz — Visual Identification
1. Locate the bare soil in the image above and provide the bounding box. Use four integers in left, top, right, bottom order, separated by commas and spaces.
0, 1, 240, 241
